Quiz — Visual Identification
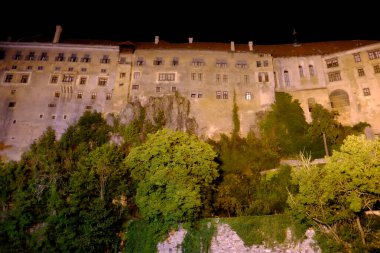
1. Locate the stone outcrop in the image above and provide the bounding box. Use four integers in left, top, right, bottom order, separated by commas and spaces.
119, 94, 198, 134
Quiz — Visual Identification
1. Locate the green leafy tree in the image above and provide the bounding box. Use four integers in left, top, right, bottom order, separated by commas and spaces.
260, 92, 309, 157
289, 135, 380, 251
125, 129, 218, 225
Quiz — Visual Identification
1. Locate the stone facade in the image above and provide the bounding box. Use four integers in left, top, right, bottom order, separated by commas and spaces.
1, 32, 380, 160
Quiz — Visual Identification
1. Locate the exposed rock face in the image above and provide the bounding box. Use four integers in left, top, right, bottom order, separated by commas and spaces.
157, 228, 187, 253
119, 95, 198, 134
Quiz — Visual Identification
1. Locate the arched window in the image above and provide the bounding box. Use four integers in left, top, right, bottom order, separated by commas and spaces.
298, 65, 304, 77
309, 65, 315, 76
329, 89, 350, 108
284, 70, 290, 86
307, 98, 316, 112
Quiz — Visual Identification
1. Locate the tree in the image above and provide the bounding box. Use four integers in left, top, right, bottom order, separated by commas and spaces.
289, 135, 380, 251
260, 92, 309, 157
125, 129, 218, 225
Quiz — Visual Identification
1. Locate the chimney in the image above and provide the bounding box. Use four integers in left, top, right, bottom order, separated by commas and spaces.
248, 41, 253, 51
230, 41, 235, 51
188, 37, 193, 44
155, 36, 159, 44
53, 25, 62, 44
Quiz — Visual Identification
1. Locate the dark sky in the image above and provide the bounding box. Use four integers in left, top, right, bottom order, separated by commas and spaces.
1, 2, 379, 45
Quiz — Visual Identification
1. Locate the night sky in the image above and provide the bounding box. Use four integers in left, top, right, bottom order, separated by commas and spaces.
1, 2, 379, 45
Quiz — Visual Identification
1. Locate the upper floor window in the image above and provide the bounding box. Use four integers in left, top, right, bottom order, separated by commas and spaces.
328, 71, 342, 82
374, 65, 380, 74
284, 70, 290, 86
263, 60, 269, 67
298, 65, 304, 77
55, 53, 65, 62
158, 73, 175, 81
106, 93, 112, 100
98, 77, 108, 86
236, 60, 248, 68
26, 52, 35, 61
20, 75, 29, 83
363, 88, 371, 96
39, 52, 48, 61
358, 68, 365, 77
13, 51, 22, 60
62, 74, 74, 83
153, 57, 163, 66
91, 92, 97, 99
68, 54, 78, 62
50, 75, 59, 84
8, 102, 16, 108
192, 58, 205, 67
223, 91, 229, 99
309, 65, 315, 76
136, 57, 145, 66
172, 57, 179, 66
258, 72, 269, 82
216, 74, 221, 83
81, 54, 91, 63
4, 74, 13, 83
120, 72, 126, 78
326, 58, 339, 68
353, 53, 361, 62
368, 49, 380, 60
79, 77, 87, 85
216, 59, 228, 68
223, 74, 228, 83
256, 61, 262, 67
133, 72, 141, 79
119, 57, 127, 64
244, 75, 249, 84
216, 91, 222, 99
245, 92, 252, 100
11, 65, 17, 69
100, 55, 110, 64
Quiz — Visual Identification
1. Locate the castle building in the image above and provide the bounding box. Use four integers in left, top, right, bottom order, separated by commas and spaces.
1, 26, 380, 160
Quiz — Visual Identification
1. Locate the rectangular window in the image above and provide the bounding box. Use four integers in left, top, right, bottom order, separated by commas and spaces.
101, 69, 107, 73
244, 75, 249, 84
236, 60, 248, 68
374, 65, 380, 74
39, 52, 48, 61
245, 92, 252, 100
20, 75, 29, 83
81, 54, 91, 63
192, 58, 205, 67
98, 77, 108, 86
132, 85, 139, 90
120, 72, 126, 78
223, 91, 228, 99
119, 57, 126, 64
363, 88, 371, 96
198, 92, 203, 98
48, 103, 56, 107
54, 91, 60, 98
50, 75, 59, 84
136, 57, 145, 66
328, 71, 342, 82
216, 74, 221, 83
27, 66, 32, 70
368, 50, 380, 60
216, 59, 228, 68
68, 67, 74, 72
158, 73, 175, 81
68, 54, 77, 62
216, 91, 222, 99
55, 53, 65, 62
77, 92, 83, 99
62, 75, 74, 83
106, 93, 112, 100
326, 58, 339, 68
156, 86, 161, 92
198, 73, 203, 81
284, 71, 290, 86
191, 73, 196, 81
13, 51, 22, 60
11, 89, 16, 95
223, 74, 228, 83
4, 74, 13, 83
79, 77, 87, 85
12, 65, 17, 69
256, 61, 262, 67
358, 68, 365, 77
263, 60, 269, 67
153, 57, 163, 66
38, 66, 43, 70
91, 92, 96, 99
100, 55, 110, 64
26, 52, 35, 61
353, 53, 361, 62
172, 86, 177, 92
258, 73, 263, 82
172, 57, 179, 66
191, 93, 196, 98
133, 72, 141, 79
8, 102, 16, 107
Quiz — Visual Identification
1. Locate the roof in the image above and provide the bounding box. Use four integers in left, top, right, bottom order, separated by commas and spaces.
132, 40, 379, 57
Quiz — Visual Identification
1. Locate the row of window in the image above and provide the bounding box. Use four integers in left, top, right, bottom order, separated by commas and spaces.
49, 74, 108, 86
298, 65, 316, 77
136, 57, 268, 68
54, 91, 112, 100
4, 73, 30, 83
11, 52, 111, 64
